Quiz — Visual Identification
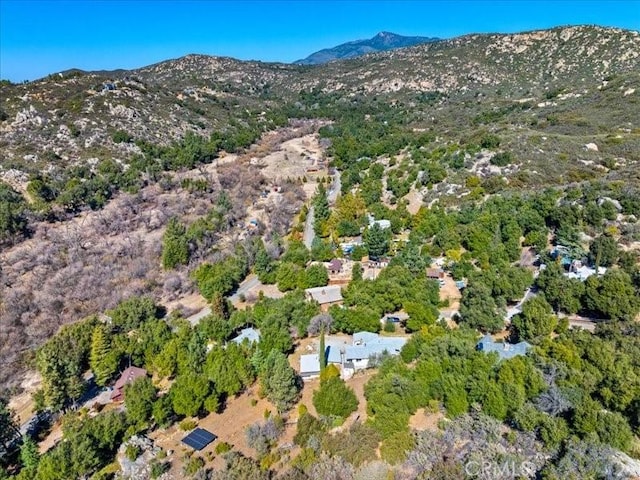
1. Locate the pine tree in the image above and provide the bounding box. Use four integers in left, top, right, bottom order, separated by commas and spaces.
365, 223, 390, 260
351, 262, 363, 281
20, 437, 40, 471
161, 217, 189, 269
313, 184, 330, 235
210, 292, 229, 319
0, 398, 20, 454
125, 377, 157, 427
312, 376, 358, 419
260, 351, 300, 413
90, 325, 116, 386
255, 242, 277, 284
319, 328, 327, 371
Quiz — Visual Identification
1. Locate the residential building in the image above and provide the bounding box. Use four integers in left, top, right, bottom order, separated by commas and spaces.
426, 267, 445, 279
300, 354, 321, 380
345, 332, 408, 371
110, 366, 147, 402
367, 213, 391, 230
305, 285, 343, 310
476, 334, 531, 361
230, 327, 260, 345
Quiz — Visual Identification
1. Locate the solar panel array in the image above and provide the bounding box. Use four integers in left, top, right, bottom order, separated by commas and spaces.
181, 428, 217, 451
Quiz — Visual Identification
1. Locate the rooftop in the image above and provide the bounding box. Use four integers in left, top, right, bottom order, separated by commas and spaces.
305, 285, 343, 304
113, 366, 147, 391
230, 327, 261, 344
300, 354, 321, 374
328, 258, 343, 270
477, 334, 531, 360
348, 332, 409, 359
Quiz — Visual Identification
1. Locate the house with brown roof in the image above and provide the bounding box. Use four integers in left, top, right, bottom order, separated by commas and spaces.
426, 267, 445, 279
110, 366, 148, 402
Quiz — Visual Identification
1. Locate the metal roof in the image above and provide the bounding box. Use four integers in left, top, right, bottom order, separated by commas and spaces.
231, 327, 261, 344
300, 354, 321, 374
305, 285, 343, 304
346, 333, 408, 360
477, 335, 531, 360
326, 345, 343, 363
353, 331, 380, 344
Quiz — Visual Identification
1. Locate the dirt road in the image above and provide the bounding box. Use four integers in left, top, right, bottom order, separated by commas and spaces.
303, 206, 316, 249
229, 274, 261, 303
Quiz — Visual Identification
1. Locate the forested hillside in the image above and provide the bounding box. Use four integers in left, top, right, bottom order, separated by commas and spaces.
1, 25, 639, 480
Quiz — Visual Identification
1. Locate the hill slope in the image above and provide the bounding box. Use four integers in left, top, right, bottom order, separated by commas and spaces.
0, 26, 637, 188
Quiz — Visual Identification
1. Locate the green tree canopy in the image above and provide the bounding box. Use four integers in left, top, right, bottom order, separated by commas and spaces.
161, 217, 190, 269
124, 376, 157, 427
459, 282, 504, 333
312, 376, 358, 419
170, 373, 213, 417
89, 324, 118, 387
588, 234, 618, 268
511, 295, 558, 343
364, 223, 391, 260
259, 350, 300, 413
584, 269, 639, 321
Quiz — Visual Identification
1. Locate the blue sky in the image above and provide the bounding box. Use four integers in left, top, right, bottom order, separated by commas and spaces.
1, 1, 638, 81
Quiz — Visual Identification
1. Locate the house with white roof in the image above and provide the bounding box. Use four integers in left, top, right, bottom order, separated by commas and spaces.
564, 260, 607, 282
345, 332, 408, 370
305, 285, 343, 310
367, 213, 391, 230
230, 327, 261, 345
477, 334, 531, 361
300, 353, 322, 380
300, 332, 409, 379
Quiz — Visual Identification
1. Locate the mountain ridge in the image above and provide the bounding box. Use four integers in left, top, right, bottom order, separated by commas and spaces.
0, 25, 638, 176
293, 31, 440, 65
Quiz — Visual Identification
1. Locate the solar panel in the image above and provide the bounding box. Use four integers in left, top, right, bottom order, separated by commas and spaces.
181, 428, 217, 450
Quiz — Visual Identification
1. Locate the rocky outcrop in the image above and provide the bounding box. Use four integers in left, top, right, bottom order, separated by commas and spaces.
116, 435, 167, 480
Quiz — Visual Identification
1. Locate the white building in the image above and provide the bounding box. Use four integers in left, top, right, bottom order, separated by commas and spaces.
300, 354, 321, 380
367, 213, 391, 230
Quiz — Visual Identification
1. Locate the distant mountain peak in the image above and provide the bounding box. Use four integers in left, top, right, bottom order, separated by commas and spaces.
294, 31, 440, 65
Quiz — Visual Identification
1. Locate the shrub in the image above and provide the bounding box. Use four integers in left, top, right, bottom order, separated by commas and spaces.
215, 442, 232, 455
380, 430, 415, 464
245, 418, 283, 455
112, 129, 133, 143
183, 456, 205, 476
125, 444, 142, 462
179, 419, 197, 431
480, 134, 501, 149
150, 460, 170, 479
490, 151, 513, 166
